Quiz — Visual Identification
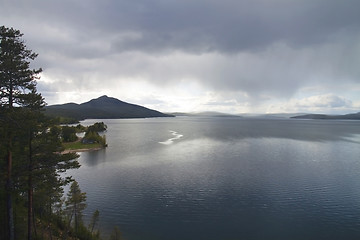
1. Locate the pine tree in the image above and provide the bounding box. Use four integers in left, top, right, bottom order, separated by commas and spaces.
109, 226, 123, 240
89, 209, 100, 234
28, 114, 80, 239
1, 25, 81, 240
1, 25, 42, 240
65, 180, 87, 234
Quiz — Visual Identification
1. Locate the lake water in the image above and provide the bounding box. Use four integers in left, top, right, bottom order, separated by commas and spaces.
65, 117, 360, 240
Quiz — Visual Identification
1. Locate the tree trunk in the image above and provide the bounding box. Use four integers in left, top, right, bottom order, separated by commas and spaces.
6, 138, 14, 240
74, 204, 78, 233
27, 178, 33, 240
28, 131, 33, 240
6, 80, 15, 240
32, 211, 37, 238
48, 223, 53, 240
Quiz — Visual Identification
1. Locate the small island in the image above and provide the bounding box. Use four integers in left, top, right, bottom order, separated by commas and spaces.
60, 122, 108, 153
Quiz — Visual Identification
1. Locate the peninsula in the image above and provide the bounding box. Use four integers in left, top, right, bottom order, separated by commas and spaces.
291, 112, 360, 120
61, 122, 108, 153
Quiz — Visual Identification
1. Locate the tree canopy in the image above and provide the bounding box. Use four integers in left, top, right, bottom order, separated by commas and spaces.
0, 25, 43, 108
0, 25, 90, 240
1, 25, 117, 240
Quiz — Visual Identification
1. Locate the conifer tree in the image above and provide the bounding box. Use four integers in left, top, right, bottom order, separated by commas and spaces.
65, 180, 87, 234
27, 114, 80, 239
89, 209, 100, 234
0, 25, 42, 240
109, 226, 123, 240
1, 25, 80, 240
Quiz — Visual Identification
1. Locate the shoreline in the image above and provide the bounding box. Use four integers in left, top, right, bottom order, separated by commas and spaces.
61, 147, 104, 154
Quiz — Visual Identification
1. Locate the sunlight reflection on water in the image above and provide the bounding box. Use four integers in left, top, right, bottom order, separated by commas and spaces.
158, 130, 183, 145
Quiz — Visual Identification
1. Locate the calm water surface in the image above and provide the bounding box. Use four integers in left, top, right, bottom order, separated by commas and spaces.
65, 117, 360, 240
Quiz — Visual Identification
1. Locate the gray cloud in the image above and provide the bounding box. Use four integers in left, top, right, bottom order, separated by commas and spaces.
104, 0, 360, 53
5, 0, 360, 53
296, 94, 352, 108
1, 0, 360, 113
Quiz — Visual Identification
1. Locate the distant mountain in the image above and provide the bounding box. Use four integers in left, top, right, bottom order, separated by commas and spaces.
291, 112, 360, 120
169, 111, 241, 117
45, 95, 174, 120
239, 113, 307, 119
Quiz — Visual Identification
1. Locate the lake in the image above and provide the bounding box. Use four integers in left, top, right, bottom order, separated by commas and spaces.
65, 117, 360, 240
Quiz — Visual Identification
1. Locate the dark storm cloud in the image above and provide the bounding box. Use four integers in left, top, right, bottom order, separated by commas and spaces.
113, 0, 358, 53
1, 0, 360, 112
103, 0, 360, 53
4, 0, 360, 54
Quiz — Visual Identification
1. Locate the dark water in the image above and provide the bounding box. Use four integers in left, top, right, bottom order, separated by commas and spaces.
65, 117, 360, 240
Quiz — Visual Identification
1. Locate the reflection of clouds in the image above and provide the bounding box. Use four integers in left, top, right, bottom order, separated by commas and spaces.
72, 118, 360, 170
342, 134, 360, 144
118, 137, 217, 168
60, 117, 360, 239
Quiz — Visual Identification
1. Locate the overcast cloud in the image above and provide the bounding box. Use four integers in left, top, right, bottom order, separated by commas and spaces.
1, 0, 360, 113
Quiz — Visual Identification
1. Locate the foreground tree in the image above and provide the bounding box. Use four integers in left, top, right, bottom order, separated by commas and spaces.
89, 209, 100, 234
28, 116, 80, 239
0, 25, 42, 240
65, 180, 87, 234
1, 26, 82, 240
109, 226, 123, 240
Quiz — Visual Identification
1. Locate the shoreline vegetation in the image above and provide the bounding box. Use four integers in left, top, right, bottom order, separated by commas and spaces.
61, 122, 108, 154
62, 142, 105, 154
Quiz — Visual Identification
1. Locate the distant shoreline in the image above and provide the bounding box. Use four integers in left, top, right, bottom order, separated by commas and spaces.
291, 112, 360, 120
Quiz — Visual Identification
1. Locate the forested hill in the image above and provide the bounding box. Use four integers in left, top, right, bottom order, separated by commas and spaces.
291, 112, 360, 120
45, 95, 174, 120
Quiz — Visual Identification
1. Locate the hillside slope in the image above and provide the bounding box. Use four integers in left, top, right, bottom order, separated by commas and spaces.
45, 95, 174, 120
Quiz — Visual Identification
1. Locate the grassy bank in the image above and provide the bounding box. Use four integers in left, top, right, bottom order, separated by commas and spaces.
63, 141, 104, 151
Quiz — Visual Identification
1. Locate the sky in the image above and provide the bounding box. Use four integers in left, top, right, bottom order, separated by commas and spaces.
1, 0, 360, 114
